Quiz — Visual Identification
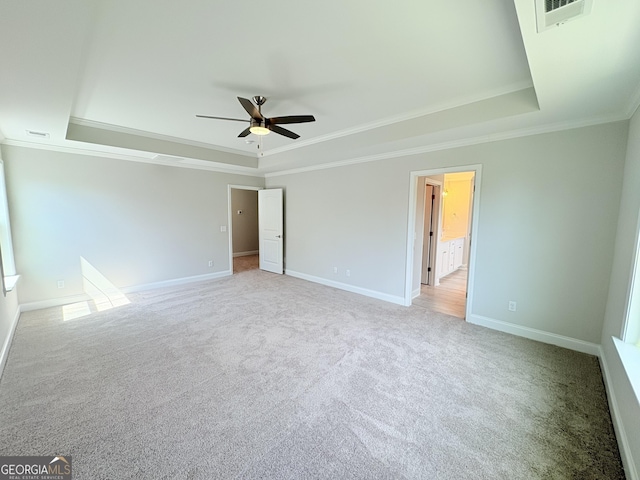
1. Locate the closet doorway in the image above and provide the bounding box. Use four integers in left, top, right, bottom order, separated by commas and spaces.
229, 186, 260, 273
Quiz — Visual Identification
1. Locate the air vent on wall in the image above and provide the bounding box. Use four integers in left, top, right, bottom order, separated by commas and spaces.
536, 0, 593, 32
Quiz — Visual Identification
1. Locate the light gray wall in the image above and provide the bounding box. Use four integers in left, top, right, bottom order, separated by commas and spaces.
269, 160, 410, 296
601, 108, 640, 476
231, 188, 259, 254
471, 127, 625, 343
266, 122, 628, 344
2, 145, 263, 305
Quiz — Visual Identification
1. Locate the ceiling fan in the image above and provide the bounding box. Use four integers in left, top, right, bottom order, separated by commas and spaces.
196, 96, 315, 140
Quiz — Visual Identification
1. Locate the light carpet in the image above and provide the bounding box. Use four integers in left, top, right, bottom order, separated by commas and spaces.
0, 268, 624, 479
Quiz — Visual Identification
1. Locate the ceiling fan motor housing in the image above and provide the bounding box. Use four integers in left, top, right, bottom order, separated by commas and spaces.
197, 95, 315, 140
250, 118, 267, 128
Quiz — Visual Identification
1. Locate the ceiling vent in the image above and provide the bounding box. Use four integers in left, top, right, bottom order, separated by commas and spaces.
153, 154, 185, 162
25, 130, 50, 138
536, 0, 593, 32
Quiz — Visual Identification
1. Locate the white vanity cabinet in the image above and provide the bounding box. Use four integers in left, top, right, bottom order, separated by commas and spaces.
439, 237, 465, 278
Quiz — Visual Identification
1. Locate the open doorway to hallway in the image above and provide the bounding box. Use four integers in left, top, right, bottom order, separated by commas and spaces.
229, 186, 260, 274
406, 168, 479, 319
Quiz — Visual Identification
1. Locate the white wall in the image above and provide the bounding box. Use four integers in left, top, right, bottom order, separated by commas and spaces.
601, 107, 640, 477
0, 147, 20, 376
2, 145, 264, 305
266, 122, 628, 344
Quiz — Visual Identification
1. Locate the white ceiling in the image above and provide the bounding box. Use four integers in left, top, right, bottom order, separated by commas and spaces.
1, 0, 639, 174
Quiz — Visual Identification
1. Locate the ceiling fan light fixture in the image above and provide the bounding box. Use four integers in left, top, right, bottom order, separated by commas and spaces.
249, 125, 270, 136
197, 96, 314, 140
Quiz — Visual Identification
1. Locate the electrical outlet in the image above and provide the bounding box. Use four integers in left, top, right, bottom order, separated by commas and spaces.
333, 266, 338, 274
220, 226, 227, 232
346, 270, 351, 277
57, 280, 65, 289
208, 260, 213, 267
508, 301, 517, 312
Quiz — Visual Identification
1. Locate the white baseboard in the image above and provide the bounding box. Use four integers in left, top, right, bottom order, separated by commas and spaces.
285, 270, 406, 306
412, 288, 421, 299
233, 250, 259, 258
21, 294, 91, 312
467, 314, 601, 356
20, 270, 233, 312
598, 346, 639, 480
121, 270, 232, 294
0, 303, 21, 379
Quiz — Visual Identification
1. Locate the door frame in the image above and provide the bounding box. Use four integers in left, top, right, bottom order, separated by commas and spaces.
228, 185, 263, 274
404, 164, 482, 321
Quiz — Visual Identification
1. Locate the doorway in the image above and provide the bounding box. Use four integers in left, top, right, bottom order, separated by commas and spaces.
229, 186, 260, 274
405, 166, 481, 320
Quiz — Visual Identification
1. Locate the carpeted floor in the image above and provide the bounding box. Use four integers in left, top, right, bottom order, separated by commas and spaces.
0, 268, 624, 479
233, 254, 259, 274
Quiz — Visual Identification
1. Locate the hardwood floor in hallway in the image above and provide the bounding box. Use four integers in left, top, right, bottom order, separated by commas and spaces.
413, 268, 468, 319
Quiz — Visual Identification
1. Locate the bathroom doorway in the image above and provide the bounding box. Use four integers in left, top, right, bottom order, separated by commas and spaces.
406, 168, 479, 319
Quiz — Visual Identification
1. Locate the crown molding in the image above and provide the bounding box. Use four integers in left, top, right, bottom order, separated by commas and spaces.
260, 81, 535, 158
68, 116, 256, 158
264, 112, 628, 178
2, 139, 264, 177
3, 111, 628, 180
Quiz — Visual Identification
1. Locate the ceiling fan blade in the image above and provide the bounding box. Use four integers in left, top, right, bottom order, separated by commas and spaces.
269, 125, 300, 139
238, 97, 263, 120
238, 127, 251, 138
196, 115, 249, 123
268, 115, 315, 125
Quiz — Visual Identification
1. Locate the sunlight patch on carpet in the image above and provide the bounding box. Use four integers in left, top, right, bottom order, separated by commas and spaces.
62, 257, 130, 321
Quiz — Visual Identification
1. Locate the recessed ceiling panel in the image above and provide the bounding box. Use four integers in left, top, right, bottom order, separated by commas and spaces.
70, 0, 533, 154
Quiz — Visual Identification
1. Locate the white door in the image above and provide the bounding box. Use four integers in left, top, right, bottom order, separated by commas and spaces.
258, 188, 283, 274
